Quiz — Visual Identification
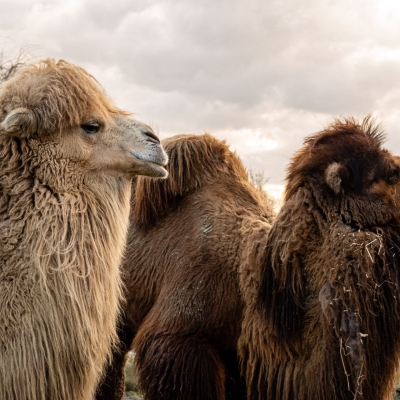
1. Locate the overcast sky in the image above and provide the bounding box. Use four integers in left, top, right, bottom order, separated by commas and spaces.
1, 0, 400, 187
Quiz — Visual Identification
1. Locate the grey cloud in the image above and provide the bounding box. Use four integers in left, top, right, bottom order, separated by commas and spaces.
82, 0, 159, 30
0, 0, 35, 29
23, 0, 400, 114
2, 0, 400, 184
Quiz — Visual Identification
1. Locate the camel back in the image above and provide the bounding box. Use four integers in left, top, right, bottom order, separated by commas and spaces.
133, 133, 249, 228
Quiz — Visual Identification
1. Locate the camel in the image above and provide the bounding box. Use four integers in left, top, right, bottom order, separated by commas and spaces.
239, 117, 400, 400
0, 59, 168, 400
95, 133, 275, 400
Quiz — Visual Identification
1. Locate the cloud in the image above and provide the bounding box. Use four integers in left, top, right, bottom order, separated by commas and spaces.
1, 0, 400, 184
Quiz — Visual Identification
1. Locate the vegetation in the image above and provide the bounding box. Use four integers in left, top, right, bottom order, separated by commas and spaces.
248, 169, 276, 210
0, 46, 30, 83
125, 353, 143, 400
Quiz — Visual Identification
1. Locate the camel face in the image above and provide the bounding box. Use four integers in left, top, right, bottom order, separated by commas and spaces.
81, 115, 168, 178
1, 109, 168, 182
324, 150, 400, 207
0, 60, 168, 185
39, 114, 169, 179
323, 140, 400, 225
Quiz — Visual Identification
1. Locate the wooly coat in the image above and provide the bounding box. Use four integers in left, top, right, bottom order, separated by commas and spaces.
0, 59, 168, 400
95, 133, 275, 400
240, 117, 400, 400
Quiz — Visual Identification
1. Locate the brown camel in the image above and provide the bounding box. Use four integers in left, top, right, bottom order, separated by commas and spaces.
0, 59, 168, 400
240, 117, 400, 400
95, 133, 275, 400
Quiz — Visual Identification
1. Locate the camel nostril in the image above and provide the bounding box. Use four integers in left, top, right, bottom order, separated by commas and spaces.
143, 130, 160, 144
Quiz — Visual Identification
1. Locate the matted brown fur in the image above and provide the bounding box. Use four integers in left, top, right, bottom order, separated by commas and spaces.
95, 133, 275, 400
0, 59, 167, 400
239, 117, 400, 400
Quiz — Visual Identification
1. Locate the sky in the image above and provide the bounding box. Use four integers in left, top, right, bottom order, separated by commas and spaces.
1, 0, 400, 196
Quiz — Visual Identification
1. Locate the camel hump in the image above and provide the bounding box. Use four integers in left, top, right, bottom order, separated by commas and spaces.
133, 133, 249, 228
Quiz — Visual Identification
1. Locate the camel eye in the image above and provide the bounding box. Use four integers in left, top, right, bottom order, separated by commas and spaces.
81, 122, 101, 134
387, 170, 400, 185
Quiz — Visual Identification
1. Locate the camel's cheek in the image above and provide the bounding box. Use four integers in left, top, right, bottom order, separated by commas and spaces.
370, 180, 398, 205
50, 128, 94, 163
392, 183, 400, 206
52, 128, 127, 172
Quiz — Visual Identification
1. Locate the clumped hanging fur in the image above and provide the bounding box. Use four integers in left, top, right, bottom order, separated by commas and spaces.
240, 116, 400, 400
95, 133, 275, 400
0, 59, 167, 400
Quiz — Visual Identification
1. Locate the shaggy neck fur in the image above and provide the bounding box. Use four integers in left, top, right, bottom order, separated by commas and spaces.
241, 184, 400, 400
0, 136, 131, 400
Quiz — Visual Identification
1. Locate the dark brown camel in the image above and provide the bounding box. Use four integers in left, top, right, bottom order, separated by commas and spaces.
240, 117, 400, 400
96, 133, 274, 400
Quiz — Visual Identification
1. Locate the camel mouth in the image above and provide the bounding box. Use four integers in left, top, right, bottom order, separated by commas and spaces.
129, 150, 169, 178
139, 163, 168, 179
130, 150, 168, 165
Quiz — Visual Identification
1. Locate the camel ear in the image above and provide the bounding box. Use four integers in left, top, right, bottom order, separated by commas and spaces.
0, 108, 38, 138
325, 162, 346, 194
393, 155, 400, 168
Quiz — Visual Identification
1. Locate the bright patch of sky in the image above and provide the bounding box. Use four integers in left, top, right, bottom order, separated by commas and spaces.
264, 184, 284, 212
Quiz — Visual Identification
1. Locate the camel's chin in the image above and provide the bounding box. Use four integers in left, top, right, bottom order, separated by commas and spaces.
139, 164, 168, 179
129, 150, 168, 178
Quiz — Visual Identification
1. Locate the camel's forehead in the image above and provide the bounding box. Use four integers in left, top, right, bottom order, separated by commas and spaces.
305, 130, 386, 167
2, 66, 105, 106
0, 61, 126, 132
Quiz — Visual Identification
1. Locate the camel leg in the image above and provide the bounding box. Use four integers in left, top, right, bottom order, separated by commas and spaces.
96, 324, 135, 400
133, 329, 226, 400
224, 351, 246, 400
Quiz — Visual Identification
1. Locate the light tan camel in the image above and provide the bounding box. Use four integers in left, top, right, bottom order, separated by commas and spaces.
0, 59, 168, 400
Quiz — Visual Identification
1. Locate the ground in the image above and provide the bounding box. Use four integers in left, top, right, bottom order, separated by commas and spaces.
123, 351, 400, 399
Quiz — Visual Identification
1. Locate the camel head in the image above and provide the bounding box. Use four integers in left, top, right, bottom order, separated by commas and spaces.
285, 116, 400, 228
0, 59, 168, 188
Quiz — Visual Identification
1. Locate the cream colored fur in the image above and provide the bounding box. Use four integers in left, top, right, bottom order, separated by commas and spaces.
0, 59, 167, 400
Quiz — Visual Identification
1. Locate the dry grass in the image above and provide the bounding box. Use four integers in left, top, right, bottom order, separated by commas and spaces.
0, 46, 31, 82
